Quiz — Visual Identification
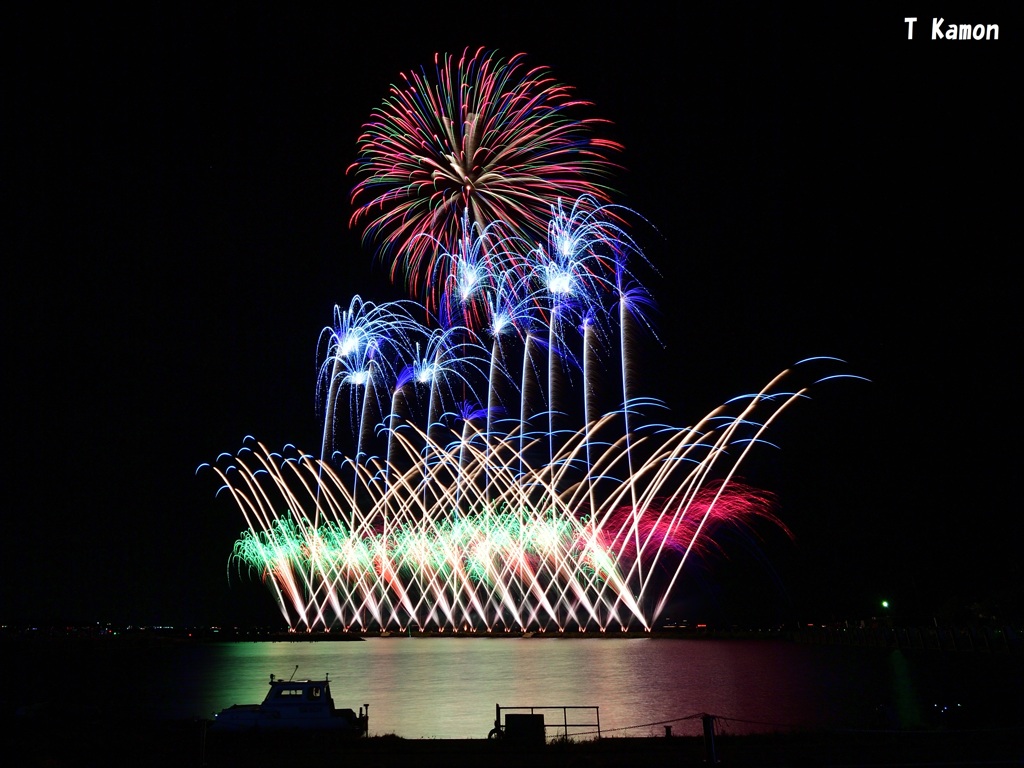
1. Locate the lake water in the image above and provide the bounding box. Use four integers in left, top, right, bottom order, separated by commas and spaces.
17, 636, 1022, 739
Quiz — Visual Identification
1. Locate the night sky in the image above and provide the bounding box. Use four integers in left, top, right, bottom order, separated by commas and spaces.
7, 4, 1020, 628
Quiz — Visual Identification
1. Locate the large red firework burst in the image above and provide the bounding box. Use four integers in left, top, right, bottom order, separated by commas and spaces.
348, 47, 622, 298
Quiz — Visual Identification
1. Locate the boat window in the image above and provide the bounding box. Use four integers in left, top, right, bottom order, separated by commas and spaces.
311, 687, 321, 698
278, 687, 303, 698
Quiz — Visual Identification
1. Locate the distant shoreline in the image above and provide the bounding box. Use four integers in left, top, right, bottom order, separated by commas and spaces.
3, 622, 1021, 655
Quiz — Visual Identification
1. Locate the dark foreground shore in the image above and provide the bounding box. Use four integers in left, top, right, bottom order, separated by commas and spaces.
5, 716, 1021, 767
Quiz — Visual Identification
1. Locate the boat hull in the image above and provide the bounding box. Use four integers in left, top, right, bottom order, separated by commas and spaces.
213, 705, 364, 732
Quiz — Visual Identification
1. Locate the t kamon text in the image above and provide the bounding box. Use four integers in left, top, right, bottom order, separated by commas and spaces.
905, 17, 1000, 41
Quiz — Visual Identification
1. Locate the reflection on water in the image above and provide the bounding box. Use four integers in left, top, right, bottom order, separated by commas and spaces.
19, 637, 1022, 739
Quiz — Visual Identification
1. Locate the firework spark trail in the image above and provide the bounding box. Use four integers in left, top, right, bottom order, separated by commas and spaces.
205, 356, 861, 632
203, 212, 860, 632
199, 51, 866, 632
316, 296, 427, 504
349, 48, 622, 290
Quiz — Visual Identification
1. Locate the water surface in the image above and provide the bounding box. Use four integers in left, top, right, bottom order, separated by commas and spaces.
22, 636, 1021, 739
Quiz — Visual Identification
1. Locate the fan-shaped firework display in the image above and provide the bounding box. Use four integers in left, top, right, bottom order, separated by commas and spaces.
201, 50, 860, 632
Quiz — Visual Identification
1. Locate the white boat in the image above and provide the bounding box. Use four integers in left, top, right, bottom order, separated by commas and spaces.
212, 669, 368, 734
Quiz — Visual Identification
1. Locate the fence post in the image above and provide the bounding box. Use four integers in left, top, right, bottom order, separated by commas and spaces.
702, 714, 717, 763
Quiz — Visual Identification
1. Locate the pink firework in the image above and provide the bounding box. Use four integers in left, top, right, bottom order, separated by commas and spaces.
603, 482, 789, 563
348, 47, 623, 297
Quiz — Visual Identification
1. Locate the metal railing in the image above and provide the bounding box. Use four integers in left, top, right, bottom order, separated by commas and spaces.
491, 703, 601, 741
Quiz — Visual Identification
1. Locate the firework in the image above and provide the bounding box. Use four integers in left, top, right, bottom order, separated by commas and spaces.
205, 359, 849, 632
201, 52, 864, 632
348, 47, 622, 297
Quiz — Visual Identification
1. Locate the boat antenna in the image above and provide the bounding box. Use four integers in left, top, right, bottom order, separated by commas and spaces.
289, 665, 298, 681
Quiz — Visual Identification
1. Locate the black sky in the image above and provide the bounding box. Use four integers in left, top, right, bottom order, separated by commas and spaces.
6, 3, 1020, 628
